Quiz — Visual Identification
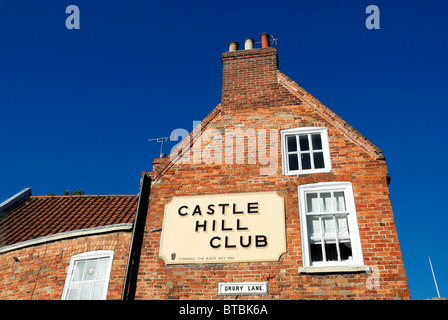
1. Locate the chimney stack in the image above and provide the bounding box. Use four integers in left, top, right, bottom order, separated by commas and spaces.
221, 33, 278, 115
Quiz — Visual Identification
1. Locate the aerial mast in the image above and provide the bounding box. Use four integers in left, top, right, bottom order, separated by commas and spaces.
148, 134, 177, 158
428, 256, 441, 298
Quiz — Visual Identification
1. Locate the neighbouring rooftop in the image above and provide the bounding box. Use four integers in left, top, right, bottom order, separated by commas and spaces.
0, 189, 137, 247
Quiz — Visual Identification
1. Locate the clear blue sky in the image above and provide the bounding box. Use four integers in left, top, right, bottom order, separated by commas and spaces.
1, 0, 447, 300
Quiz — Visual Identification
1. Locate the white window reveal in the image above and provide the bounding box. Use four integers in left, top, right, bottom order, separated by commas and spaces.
298, 182, 367, 273
281, 127, 331, 175
61, 250, 114, 300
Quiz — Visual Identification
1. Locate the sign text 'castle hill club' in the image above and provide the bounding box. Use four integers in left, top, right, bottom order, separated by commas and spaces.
159, 192, 287, 265
177, 201, 268, 249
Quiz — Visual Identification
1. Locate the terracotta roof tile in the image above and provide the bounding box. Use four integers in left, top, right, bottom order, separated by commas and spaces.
0, 195, 137, 247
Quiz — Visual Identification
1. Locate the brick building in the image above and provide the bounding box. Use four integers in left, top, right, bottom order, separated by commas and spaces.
0, 34, 410, 300
135, 34, 410, 299
0, 189, 138, 300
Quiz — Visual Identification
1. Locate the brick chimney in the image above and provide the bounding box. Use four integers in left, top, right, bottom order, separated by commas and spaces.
221, 33, 279, 115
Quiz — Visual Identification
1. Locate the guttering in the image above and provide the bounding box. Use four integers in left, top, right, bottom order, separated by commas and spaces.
0, 223, 133, 254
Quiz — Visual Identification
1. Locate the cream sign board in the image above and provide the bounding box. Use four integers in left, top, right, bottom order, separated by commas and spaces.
159, 192, 286, 265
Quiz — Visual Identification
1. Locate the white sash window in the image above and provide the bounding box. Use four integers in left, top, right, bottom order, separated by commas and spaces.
62, 250, 114, 300
281, 127, 332, 175
298, 182, 364, 269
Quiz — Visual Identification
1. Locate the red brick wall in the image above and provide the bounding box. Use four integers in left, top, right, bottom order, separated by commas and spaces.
0, 232, 131, 300
135, 47, 410, 299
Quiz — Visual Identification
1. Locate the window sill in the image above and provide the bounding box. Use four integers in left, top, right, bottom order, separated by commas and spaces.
298, 265, 371, 274
283, 168, 332, 176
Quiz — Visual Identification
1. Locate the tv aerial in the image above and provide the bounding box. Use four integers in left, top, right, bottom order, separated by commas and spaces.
270, 35, 278, 47
148, 133, 177, 158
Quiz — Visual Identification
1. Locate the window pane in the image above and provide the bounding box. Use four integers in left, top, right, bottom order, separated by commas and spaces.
340, 241, 353, 261
322, 216, 336, 237
320, 193, 333, 212
91, 281, 106, 300
310, 242, 323, 262
73, 261, 85, 282
306, 193, 319, 213
301, 153, 311, 170
336, 216, 349, 238
96, 258, 110, 280
313, 152, 325, 169
311, 134, 322, 150
334, 192, 346, 211
307, 216, 321, 239
80, 282, 92, 300
288, 154, 299, 171
325, 242, 338, 261
84, 259, 98, 281
67, 283, 80, 300
287, 135, 297, 152
299, 135, 309, 151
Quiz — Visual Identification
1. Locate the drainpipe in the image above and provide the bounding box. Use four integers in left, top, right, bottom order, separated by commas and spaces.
121, 172, 151, 300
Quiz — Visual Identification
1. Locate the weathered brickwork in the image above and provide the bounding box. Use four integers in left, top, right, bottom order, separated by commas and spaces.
0, 232, 132, 300
135, 46, 410, 299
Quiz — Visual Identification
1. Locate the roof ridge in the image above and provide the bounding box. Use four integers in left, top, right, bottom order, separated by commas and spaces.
277, 70, 385, 160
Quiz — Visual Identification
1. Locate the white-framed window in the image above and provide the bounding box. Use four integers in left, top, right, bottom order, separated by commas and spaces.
298, 182, 364, 268
281, 127, 331, 175
61, 250, 114, 300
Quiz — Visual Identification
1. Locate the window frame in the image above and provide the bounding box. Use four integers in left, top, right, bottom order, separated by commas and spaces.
281, 127, 332, 175
298, 182, 364, 269
61, 250, 114, 300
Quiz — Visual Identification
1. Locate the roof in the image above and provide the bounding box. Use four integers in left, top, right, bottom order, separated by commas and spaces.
0, 194, 138, 247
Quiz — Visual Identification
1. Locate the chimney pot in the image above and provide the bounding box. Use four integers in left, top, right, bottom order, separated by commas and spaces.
244, 38, 254, 50
228, 41, 239, 52
261, 33, 270, 48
